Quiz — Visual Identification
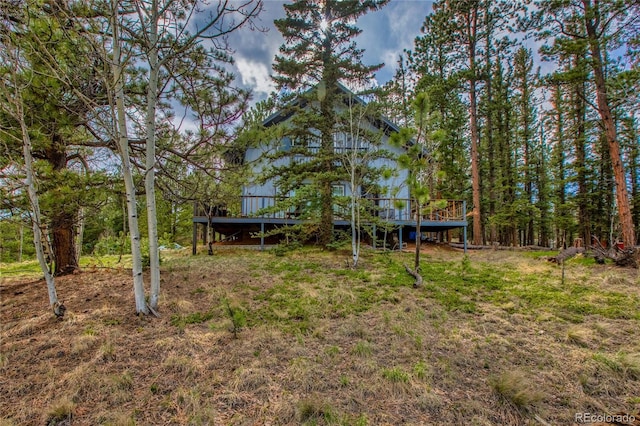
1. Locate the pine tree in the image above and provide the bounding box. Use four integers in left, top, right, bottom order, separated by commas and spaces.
536, 113, 552, 247
513, 47, 538, 246
492, 60, 518, 246
621, 117, 640, 243
547, 79, 574, 249
0, 1, 106, 276
271, 0, 389, 247
0, 24, 62, 316
390, 92, 445, 283
443, 0, 483, 245
411, 11, 468, 204
378, 55, 413, 128
537, 0, 638, 248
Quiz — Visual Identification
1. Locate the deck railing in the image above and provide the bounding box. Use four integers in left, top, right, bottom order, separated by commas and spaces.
195, 197, 465, 223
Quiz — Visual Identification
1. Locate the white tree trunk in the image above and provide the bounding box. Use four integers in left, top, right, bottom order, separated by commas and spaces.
346, 100, 364, 267
76, 207, 84, 262
2, 43, 60, 311
19, 100, 58, 308
350, 152, 361, 267
112, 0, 148, 314
144, 0, 161, 310
350, 174, 359, 267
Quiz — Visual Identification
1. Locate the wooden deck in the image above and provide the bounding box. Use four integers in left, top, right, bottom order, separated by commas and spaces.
192, 196, 468, 252
194, 196, 466, 225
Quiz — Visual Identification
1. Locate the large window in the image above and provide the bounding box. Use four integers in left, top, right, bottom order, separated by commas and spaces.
333, 133, 369, 153
332, 184, 347, 217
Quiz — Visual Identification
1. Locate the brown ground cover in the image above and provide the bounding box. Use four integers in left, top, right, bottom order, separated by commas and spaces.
1, 246, 639, 425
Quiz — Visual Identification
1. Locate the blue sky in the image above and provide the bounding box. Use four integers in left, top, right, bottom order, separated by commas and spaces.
226, 0, 434, 102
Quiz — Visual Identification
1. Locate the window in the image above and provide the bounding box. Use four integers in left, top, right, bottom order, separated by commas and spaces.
332, 184, 346, 217
333, 133, 368, 153
280, 136, 292, 152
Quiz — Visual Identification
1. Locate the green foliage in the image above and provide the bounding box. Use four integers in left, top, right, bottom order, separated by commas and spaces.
352, 341, 373, 358
270, 240, 303, 257
223, 298, 247, 338
413, 360, 429, 381
296, 399, 339, 424
267, 0, 391, 247
325, 229, 351, 251
170, 311, 214, 331
0, 220, 35, 263
92, 235, 127, 256
390, 92, 444, 269
141, 246, 162, 269
381, 367, 410, 383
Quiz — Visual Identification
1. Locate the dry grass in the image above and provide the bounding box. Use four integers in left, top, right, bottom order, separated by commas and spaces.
1, 246, 639, 424
491, 370, 545, 411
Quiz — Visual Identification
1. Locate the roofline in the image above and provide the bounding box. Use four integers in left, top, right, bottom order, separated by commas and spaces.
262, 82, 403, 136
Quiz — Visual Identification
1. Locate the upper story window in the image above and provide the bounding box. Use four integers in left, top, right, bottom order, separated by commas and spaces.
333, 133, 369, 154
280, 136, 292, 152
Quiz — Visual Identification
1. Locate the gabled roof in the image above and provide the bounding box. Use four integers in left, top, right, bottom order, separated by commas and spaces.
262, 82, 401, 136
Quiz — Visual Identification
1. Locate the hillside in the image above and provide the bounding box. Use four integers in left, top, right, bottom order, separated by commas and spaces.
1, 247, 639, 425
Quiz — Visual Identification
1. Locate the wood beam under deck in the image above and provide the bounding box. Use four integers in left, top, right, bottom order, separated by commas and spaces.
192, 197, 468, 254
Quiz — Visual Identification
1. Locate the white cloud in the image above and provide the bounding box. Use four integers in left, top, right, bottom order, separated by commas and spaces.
235, 57, 276, 97
356, 1, 432, 83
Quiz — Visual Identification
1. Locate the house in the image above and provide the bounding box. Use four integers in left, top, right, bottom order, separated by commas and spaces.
192, 84, 467, 252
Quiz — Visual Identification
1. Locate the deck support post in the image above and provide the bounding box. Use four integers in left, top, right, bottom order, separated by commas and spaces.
260, 222, 265, 251
463, 200, 468, 254
192, 221, 197, 255
372, 224, 376, 249
399, 227, 403, 251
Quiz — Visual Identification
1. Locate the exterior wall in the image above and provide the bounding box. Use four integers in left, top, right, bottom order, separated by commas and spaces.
242, 110, 410, 220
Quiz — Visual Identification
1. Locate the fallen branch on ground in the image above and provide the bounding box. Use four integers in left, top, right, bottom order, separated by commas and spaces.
550, 247, 585, 263
404, 264, 423, 288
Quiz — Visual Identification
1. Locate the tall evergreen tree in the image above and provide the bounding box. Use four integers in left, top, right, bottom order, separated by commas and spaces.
271, 0, 388, 247
0, 1, 107, 276
440, 0, 483, 245
512, 47, 538, 246
378, 55, 413, 128
491, 60, 518, 246
537, 0, 639, 248
621, 117, 640, 243
536, 113, 552, 247
548, 82, 566, 248
411, 10, 467, 204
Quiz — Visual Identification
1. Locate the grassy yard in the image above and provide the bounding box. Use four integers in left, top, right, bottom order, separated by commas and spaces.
1, 246, 639, 425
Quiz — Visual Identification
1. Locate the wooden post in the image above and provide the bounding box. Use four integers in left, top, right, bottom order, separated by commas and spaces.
260, 222, 265, 251
463, 200, 468, 254
372, 224, 376, 249
192, 222, 197, 255
399, 227, 403, 251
